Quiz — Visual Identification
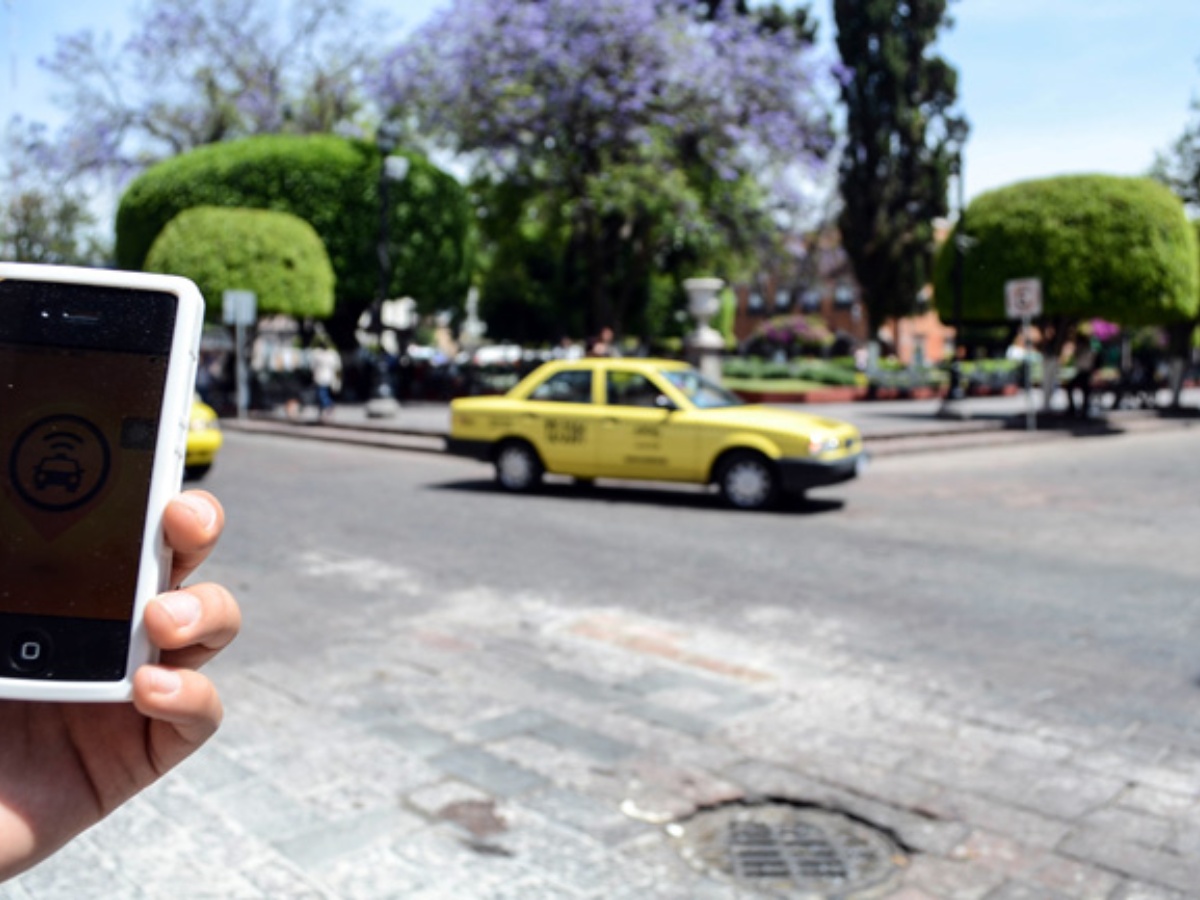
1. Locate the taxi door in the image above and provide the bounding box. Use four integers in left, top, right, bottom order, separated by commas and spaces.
593, 369, 698, 481
521, 368, 605, 477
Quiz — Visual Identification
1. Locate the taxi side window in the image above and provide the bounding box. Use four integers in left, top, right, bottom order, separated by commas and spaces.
606, 372, 662, 408
530, 370, 592, 403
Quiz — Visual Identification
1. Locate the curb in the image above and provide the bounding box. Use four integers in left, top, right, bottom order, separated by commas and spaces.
222, 408, 1199, 460
222, 418, 447, 454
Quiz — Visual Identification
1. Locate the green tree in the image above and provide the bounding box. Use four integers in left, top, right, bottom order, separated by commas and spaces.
115, 134, 472, 346
1, 123, 107, 265
932, 175, 1199, 403
472, 154, 768, 345
1152, 94, 1200, 209
834, 0, 965, 340
143, 206, 335, 320
470, 179, 570, 344
0, 189, 106, 265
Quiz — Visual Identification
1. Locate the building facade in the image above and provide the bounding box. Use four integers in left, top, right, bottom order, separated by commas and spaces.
729, 229, 952, 365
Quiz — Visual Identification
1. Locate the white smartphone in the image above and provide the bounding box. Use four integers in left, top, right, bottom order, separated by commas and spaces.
0, 263, 204, 702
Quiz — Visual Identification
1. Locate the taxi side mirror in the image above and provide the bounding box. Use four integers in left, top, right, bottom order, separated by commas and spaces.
654, 394, 677, 411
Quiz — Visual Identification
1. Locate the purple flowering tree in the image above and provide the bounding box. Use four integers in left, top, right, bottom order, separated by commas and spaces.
34, 0, 382, 183
373, 0, 834, 339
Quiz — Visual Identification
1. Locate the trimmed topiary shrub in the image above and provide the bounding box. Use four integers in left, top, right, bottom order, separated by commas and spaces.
144, 206, 335, 320
934, 175, 1199, 329
116, 134, 473, 341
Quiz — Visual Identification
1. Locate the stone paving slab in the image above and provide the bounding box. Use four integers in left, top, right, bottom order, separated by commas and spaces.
6, 577, 1198, 899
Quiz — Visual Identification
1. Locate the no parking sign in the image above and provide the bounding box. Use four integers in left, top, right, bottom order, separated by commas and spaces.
1004, 278, 1041, 432
1004, 278, 1042, 319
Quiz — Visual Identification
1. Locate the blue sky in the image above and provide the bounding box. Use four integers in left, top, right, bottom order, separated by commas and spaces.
3, 0, 1200, 203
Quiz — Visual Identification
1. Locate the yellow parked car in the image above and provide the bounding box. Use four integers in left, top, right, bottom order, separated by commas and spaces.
447, 358, 865, 510
185, 397, 224, 480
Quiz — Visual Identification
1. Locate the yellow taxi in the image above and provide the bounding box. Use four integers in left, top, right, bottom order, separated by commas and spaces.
447, 358, 865, 510
185, 397, 224, 480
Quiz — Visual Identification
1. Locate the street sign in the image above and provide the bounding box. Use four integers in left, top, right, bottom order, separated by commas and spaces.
1003, 279, 1041, 433
222, 290, 257, 419
222, 290, 257, 326
1004, 278, 1042, 319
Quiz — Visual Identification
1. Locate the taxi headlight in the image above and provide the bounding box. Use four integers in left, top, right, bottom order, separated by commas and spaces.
808, 435, 840, 455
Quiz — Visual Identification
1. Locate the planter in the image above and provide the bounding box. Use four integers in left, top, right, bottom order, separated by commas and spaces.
966, 383, 1021, 397
904, 386, 942, 400
733, 386, 867, 404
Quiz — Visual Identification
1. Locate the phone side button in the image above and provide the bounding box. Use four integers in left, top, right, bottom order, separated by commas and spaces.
9, 631, 54, 674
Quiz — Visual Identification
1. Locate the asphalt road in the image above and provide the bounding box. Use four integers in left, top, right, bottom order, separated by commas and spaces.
11, 426, 1199, 899
207, 426, 1200, 748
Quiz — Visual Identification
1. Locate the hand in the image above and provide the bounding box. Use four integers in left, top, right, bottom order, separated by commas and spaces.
0, 491, 240, 881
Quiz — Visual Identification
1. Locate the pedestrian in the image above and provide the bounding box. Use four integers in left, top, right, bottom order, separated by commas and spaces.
195, 350, 216, 405
586, 326, 618, 358
1065, 333, 1098, 418
0, 491, 241, 882
309, 334, 342, 423
552, 335, 583, 360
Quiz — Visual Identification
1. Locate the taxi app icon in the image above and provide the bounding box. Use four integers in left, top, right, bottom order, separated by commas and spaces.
10, 415, 111, 513
34, 441, 85, 493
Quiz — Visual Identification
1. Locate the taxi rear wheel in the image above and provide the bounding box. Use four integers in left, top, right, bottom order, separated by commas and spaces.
717, 451, 779, 511
494, 440, 544, 492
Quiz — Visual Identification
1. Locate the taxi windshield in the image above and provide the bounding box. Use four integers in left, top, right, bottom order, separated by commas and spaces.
659, 368, 744, 409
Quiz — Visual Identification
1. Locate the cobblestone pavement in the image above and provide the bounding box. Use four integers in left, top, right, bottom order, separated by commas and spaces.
5, 583, 1197, 899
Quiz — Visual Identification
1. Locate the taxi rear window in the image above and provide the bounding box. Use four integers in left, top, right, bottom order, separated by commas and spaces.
530, 370, 592, 403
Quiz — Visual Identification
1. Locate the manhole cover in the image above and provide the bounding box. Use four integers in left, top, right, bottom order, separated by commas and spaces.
668, 803, 906, 898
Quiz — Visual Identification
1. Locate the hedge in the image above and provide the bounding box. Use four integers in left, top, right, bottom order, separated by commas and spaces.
934, 175, 1199, 327
116, 134, 473, 336
144, 206, 335, 320
722, 356, 861, 387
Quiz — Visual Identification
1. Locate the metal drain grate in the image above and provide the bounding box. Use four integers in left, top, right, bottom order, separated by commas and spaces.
669, 802, 906, 897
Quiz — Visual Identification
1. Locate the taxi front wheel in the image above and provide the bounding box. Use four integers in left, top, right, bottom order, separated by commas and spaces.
494, 440, 544, 492
717, 451, 780, 511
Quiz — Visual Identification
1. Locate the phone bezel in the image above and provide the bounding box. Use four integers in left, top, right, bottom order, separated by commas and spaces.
0, 263, 204, 702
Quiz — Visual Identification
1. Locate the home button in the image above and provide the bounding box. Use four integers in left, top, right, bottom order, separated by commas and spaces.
10, 631, 53, 674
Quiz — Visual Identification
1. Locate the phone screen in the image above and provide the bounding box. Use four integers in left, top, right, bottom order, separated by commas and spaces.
0, 280, 177, 681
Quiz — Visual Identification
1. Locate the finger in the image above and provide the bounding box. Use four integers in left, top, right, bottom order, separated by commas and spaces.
132, 666, 224, 775
145, 582, 241, 671
163, 491, 224, 588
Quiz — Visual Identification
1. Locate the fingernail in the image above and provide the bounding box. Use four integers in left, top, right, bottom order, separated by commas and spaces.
159, 592, 201, 628
177, 493, 217, 531
148, 668, 182, 696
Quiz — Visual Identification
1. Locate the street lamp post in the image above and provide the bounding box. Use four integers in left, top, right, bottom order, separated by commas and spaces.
938, 120, 970, 419
367, 120, 407, 419
683, 277, 726, 384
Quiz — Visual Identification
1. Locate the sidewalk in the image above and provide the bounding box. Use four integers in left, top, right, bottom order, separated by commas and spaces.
222, 387, 1200, 458
11, 574, 1199, 898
